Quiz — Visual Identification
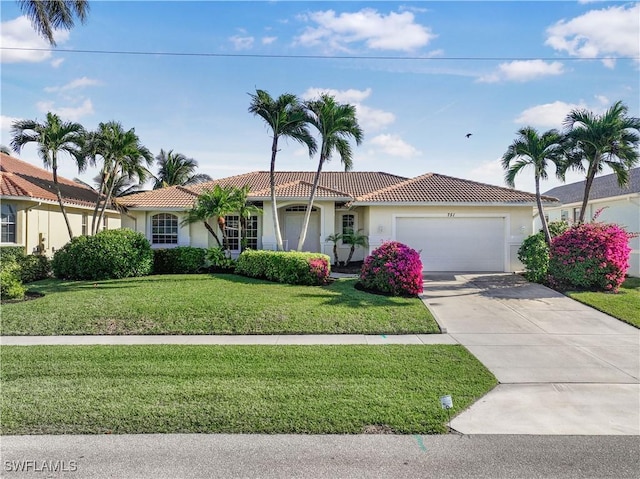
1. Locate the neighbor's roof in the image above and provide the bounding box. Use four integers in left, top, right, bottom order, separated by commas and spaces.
0, 153, 107, 209
543, 167, 640, 205
117, 169, 554, 209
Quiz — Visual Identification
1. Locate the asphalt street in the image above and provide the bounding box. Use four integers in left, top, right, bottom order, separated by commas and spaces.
2, 434, 640, 479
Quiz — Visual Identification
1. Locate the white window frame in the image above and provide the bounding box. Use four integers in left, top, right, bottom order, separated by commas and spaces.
151, 213, 179, 245
340, 213, 356, 245
1, 203, 17, 244
224, 215, 259, 251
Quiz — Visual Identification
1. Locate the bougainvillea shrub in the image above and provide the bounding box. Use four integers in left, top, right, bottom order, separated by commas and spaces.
359, 241, 423, 296
548, 222, 634, 292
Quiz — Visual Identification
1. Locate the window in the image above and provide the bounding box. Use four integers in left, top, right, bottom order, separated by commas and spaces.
572, 208, 581, 223
152, 213, 178, 244
1, 203, 16, 243
82, 214, 88, 236
224, 215, 259, 251
560, 210, 569, 221
341, 214, 355, 236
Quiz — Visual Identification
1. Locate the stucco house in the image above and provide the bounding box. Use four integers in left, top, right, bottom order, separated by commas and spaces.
0, 153, 121, 256
542, 168, 639, 277
118, 171, 556, 273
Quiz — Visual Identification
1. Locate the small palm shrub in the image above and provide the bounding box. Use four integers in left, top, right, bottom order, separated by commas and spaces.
153, 247, 207, 274
204, 247, 237, 272
53, 229, 153, 280
359, 241, 423, 296
236, 250, 330, 285
518, 221, 568, 284
0, 260, 26, 300
548, 222, 634, 292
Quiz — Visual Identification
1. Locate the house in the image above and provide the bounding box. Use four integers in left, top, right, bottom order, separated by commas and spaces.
118, 171, 557, 273
542, 168, 640, 277
0, 153, 121, 256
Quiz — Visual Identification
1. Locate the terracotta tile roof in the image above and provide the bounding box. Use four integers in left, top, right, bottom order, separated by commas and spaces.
543, 167, 640, 204
251, 180, 352, 198
0, 153, 108, 209
116, 185, 198, 208
355, 173, 558, 204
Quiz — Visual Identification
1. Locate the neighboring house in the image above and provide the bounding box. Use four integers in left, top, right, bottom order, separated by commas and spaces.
0, 153, 121, 256
542, 168, 640, 277
118, 171, 557, 273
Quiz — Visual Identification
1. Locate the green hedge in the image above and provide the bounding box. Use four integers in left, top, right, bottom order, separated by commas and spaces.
153, 247, 207, 274
0, 247, 51, 284
0, 246, 25, 263
52, 229, 153, 280
235, 250, 330, 285
1, 260, 26, 300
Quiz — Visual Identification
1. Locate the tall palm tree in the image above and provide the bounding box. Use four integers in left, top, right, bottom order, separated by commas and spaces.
297, 94, 363, 251
562, 101, 640, 223
248, 89, 317, 250
85, 121, 153, 234
502, 127, 564, 245
18, 0, 90, 46
181, 185, 249, 250
10, 112, 86, 239
153, 149, 211, 189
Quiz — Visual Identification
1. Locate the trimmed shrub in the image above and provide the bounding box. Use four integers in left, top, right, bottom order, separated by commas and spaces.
359, 241, 423, 296
548, 222, 634, 292
235, 250, 330, 285
52, 229, 153, 280
0, 246, 25, 263
153, 247, 207, 274
17, 254, 52, 283
1, 261, 26, 300
204, 247, 236, 272
518, 221, 569, 284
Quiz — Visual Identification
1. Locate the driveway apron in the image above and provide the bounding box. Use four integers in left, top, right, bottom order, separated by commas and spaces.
421, 273, 640, 435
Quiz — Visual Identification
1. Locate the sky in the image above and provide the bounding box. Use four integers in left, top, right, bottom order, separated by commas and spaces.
1, 0, 639, 194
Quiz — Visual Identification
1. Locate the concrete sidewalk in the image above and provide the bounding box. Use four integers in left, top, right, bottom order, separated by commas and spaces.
422, 273, 640, 435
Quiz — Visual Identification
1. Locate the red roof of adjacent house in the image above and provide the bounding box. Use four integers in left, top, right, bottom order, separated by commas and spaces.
117, 169, 556, 209
0, 153, 107, 209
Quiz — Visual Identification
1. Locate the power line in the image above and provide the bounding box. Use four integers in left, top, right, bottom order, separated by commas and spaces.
2, 46, 638, 61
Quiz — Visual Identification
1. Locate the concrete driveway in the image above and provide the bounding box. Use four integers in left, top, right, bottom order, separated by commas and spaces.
421, 273, 640, 435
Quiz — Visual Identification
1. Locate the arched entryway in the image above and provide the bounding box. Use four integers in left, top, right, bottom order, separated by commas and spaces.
283, 205, 320, 252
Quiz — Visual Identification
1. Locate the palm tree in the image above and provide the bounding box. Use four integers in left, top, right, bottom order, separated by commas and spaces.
562, 101, 640, 223
153, 149, 211, 189
342, 229, 368, 266
181, 185, 249, 251
85, 121, 153, 234
325, 233, 342, 266
10, 112, 86, 239
502, 127, 564, 245
235, 192, 262, 252
297, 94, 363, 251
18, 0, 90, 46
248, 89, 317, 250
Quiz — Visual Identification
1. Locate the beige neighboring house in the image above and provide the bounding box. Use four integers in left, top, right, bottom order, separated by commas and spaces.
0, 153, 121, 256
118, 171, 557, 273
542, 167, 640, 277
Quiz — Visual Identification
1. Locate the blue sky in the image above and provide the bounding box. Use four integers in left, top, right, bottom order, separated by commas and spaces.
1, 1, 638, 194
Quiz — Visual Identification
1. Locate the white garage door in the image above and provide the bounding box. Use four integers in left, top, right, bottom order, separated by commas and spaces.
395, 217, 505, 272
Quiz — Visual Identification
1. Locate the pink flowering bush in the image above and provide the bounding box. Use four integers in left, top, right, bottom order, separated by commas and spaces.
308, 257, 330, 285
359, 241, 423, 296
548, 222, 634, 292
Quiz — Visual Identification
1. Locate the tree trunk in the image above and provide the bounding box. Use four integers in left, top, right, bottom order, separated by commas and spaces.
96, 164, 119, 233
217, 216, 229, 252
90, 169, 107, 235
203, 221, 222, 247
346, 245, 355, 265
333, 243, 339, 266
51, 153, 74, 240
536, 175, 552, 245
270, 136, 284, 250
579, 159, 598, 224
297, 156, 324, 251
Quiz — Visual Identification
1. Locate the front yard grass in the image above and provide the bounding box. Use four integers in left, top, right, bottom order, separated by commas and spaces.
1, 274, 438, 335
0, 344, 497, 435
567, 277, 640, 328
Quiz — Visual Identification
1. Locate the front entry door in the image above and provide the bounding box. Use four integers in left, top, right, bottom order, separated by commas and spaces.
285, 211, 320, 252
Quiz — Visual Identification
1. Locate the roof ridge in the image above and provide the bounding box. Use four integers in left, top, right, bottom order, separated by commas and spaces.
432, 172, 558, 199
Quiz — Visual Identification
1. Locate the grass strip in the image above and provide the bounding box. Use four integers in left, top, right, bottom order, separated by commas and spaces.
567, 277, 640, 328
1, 275, 438, 335
0, 345, 496, 435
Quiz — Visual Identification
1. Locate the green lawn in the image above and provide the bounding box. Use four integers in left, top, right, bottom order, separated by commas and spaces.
1, 274, 438, 335
567, 277, 640, 328
0, 344, 497, 435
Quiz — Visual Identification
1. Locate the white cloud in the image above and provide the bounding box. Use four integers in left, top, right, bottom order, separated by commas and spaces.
514, 96, 610, 128
468, 159, 507, 188
0, 115, 22, 146
262, 36, 277, 45
0, 16, 69, 63
296, 8, 435, 52
301, 87, 395, 132
44, 77, 101, 93
478, 60, 565, 83
50, 58, 64, 68
369, 134, 420, 158
36, 99, 94, 121
545, 4, 640, 68
229, 35, 254, 50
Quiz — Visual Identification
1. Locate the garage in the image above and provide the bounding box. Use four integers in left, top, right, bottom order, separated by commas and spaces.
395, 216, 506, 272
